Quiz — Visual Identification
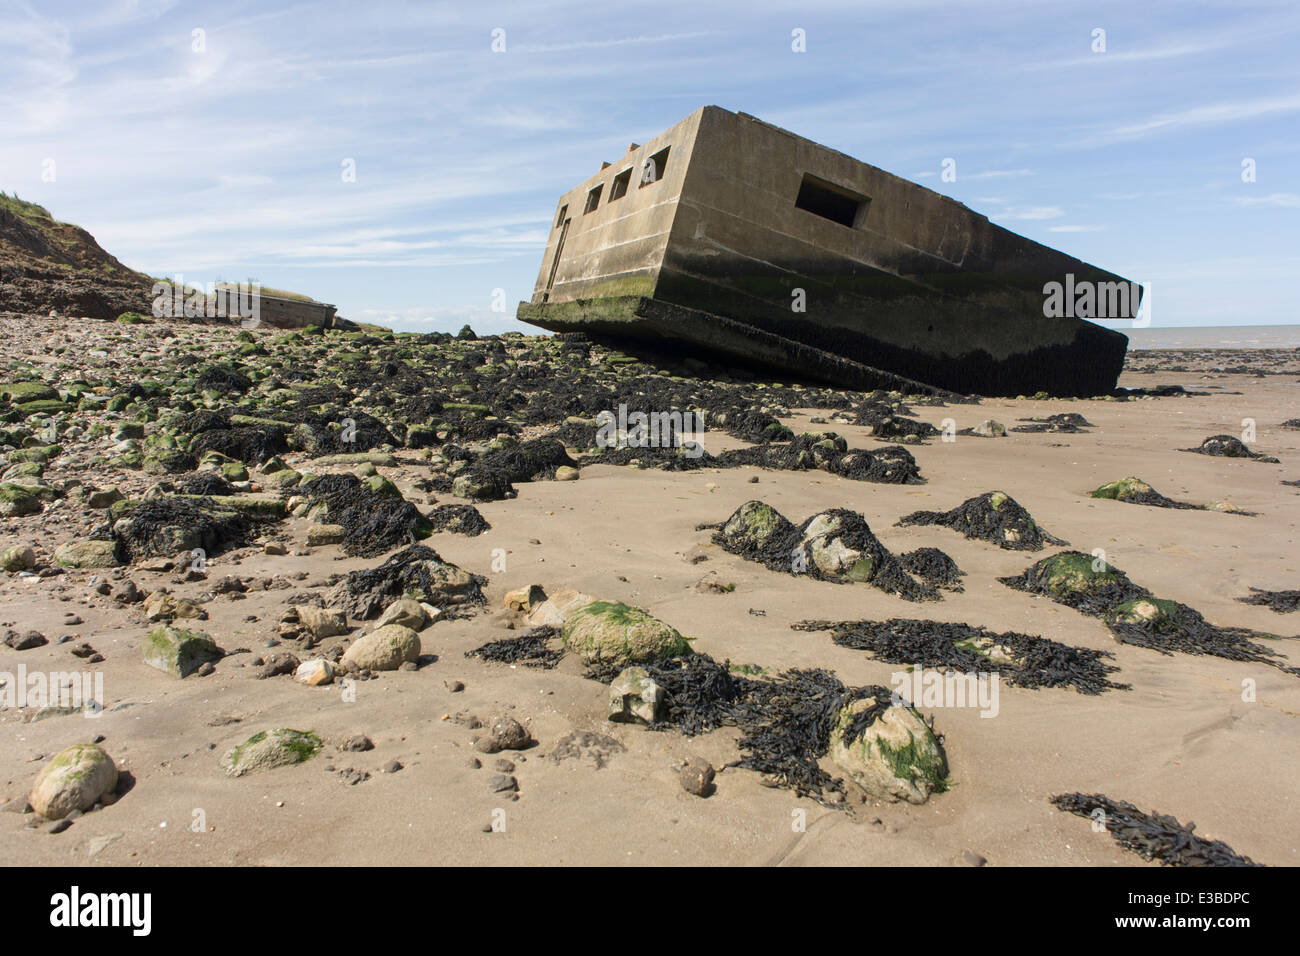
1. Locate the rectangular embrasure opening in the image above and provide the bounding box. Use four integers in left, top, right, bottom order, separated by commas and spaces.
640, 146, 670, 187
583, 184, 603, 214
795, 173, 869, 228
609, 168, 632, 201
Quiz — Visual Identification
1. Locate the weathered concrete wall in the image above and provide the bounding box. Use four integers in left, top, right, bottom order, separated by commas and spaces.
529, 111, 702, 304
207, 288, 337, 329
523, 106, 1133, 397
253, 296, 337, 329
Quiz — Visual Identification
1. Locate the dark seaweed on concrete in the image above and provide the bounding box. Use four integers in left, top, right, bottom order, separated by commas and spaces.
426, 503, 491, 536
1010, 412, 1094, 433
1237, 587, 1300, 613
794, 618, 1128, 694
898, 547, 964, 590
466, 626, 562, 668
300, 474, 430, 558
1180, 434, 1279, 463
1051, 793, 1260, 867
897, 491, 1066, 551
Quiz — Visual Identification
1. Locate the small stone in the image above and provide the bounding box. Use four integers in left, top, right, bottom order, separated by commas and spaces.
306, 524, 346, 546
256, 652, 300, 679
383, 759, 403, 773
607, 666, 666, 724
295, 605, 348, 639
488, 774, 518, 793
503, 584, 546, 614
340, 734, 374, 752
959, 850, 988, 867
5, 629, 48, 650
555, 465, 579, 481
679, 757, 715, 797
1, 545, 37, 573
488, 715, 532, 751
293, 658, 335, 686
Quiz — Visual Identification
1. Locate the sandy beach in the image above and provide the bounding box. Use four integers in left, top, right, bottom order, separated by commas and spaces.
2, 316, 1297, 867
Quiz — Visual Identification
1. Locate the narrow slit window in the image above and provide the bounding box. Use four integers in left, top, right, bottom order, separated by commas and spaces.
794, 173, 869, 228
555, 204, 568, 228
609, 168, 632, 201
583, 184, 603, 213
640, 146, 670, 187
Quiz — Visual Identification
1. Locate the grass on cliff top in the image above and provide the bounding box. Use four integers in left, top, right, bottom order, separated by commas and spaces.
0, 191, 55, 222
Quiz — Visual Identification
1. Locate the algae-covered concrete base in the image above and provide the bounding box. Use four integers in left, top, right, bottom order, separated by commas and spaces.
519, 106, 1134, 397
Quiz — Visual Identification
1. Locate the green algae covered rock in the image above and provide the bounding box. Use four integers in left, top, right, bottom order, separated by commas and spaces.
221, 729, 322, 777
828, 696, 947, 804
30, 744, 118, 819
0, 482, 44, 516
718, 499, 796, 553
53, 539, 122, 568
1091, 477, 1154, 502
142, 625, 220, 677
1, 382, 59, 404
562, 600, 691, 668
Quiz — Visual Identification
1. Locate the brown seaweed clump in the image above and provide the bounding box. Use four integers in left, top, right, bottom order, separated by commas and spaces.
300, 473, 432, 557
1051, 793, 1260, 867
1237, 587, 1300, 614
111, 496, 263, 561
1180, 434, 1279, 463
426, 504, 491, 536
329, 544, 486, 619
793, 617, 1128, 695
466, 626, 562, 668
1001, 551, 1298, 673
897, 491, 1066, 551
1010, 412, 1093, 433
712, 500, 939, 601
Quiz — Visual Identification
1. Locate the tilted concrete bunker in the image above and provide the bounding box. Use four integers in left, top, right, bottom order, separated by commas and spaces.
518, 106, 1136, 397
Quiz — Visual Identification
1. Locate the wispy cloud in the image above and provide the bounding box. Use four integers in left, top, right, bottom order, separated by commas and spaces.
1233, 192, 1300, 208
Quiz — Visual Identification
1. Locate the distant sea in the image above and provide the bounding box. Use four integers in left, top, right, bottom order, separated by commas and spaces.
1117, 325, 1300, 349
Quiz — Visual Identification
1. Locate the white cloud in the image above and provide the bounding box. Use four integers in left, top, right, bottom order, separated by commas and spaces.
1233, 192, 1300, 208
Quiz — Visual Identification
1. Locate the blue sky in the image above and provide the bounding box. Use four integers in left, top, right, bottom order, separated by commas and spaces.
2, 0, 1297, 332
